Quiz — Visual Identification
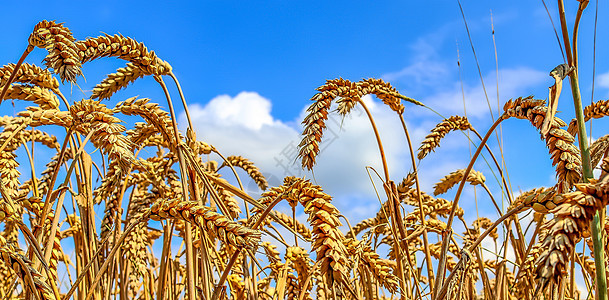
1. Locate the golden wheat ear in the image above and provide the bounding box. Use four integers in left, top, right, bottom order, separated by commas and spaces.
0, 63, 59, 90
29, 20, 82, 83
418, 116, 472, 160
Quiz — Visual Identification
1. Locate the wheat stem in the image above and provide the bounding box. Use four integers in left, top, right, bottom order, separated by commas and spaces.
557, 1, 606, 298
153, 75, 197, 300
211, 190, 288, 300
0, 45, 33, 104
436, 117, 503, 295
398, 113, 435, 296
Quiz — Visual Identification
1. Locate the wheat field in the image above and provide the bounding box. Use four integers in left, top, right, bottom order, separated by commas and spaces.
0, 2, 608, 299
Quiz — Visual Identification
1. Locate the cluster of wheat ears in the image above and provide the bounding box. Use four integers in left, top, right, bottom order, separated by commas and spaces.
0, 2, 608, 300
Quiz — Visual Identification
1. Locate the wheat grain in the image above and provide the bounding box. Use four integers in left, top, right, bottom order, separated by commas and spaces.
508, 187, 558, 213
220, 155, 268, 191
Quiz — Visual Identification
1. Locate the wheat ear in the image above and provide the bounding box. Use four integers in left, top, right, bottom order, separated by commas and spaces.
29, 20, 82, 83
433, 168, 485, 196
0, 63, 59, 90
417, 115, 472, 160
535, 168, 609, 290
503, 96, 582, 191
148, 199, 260, 250
92, 63, 145, 100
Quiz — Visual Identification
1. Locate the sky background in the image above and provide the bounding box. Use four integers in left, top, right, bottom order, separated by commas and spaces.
1, 0, 609, 293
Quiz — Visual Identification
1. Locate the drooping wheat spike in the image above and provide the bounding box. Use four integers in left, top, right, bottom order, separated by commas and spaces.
433, 168, 485, 196
0, 122, 25, 200
75, 34, 172, 76
508, 187, 558, 214
358, 78, 409, 113
3, 84, 60, 109
15, 107, 72, 128
348, 238, 399, 293
429, 241, 458, 271
298, 78, 356, 170
216, 183, 241, 219
348, 215, 386, 239
285, 246, 314, 291
94, 159, 121, 205
590, 134, 609, 169
114, 97, 176, 148
220, 155, 269, 191
472, 217, 496, 240
273, 211, 312, 241
123, 188, 155, 298
127, 122, 175, 151
28, 20, 82, 83
256, 177, 351, 289
96, 163, 125, 241
400, 187, 464, 219
514, 243, 543, 298
0, 63, 59, 90
249, 184, 288, 228
92, 63, 145, 100
567, 100, 609, 136
18, 100, 136, 170
298, 78, 413, 170
397, 173, 416, 193
535, 177, 609, 290
417, 115, 473, 160
503, 96, 582, 191
296, 180, 350, 288
0, 239, 56, 300
148, 199, 260, 250
70, 99, 136, 169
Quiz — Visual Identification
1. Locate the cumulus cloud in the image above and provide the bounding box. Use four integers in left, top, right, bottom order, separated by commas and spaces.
183, 35, 551, 226
182, 91, 469, 224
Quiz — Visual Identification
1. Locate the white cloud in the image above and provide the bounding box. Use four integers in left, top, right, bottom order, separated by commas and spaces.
189, 91, 276, 130
423, 67, 547, 119
183, 92, 469, 225
597, 71, 609, 95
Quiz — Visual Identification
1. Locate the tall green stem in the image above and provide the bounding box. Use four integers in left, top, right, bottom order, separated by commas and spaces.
557, 0, 606, 298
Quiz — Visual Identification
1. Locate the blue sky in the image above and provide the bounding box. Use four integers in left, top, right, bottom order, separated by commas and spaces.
3, 1, 609, 261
